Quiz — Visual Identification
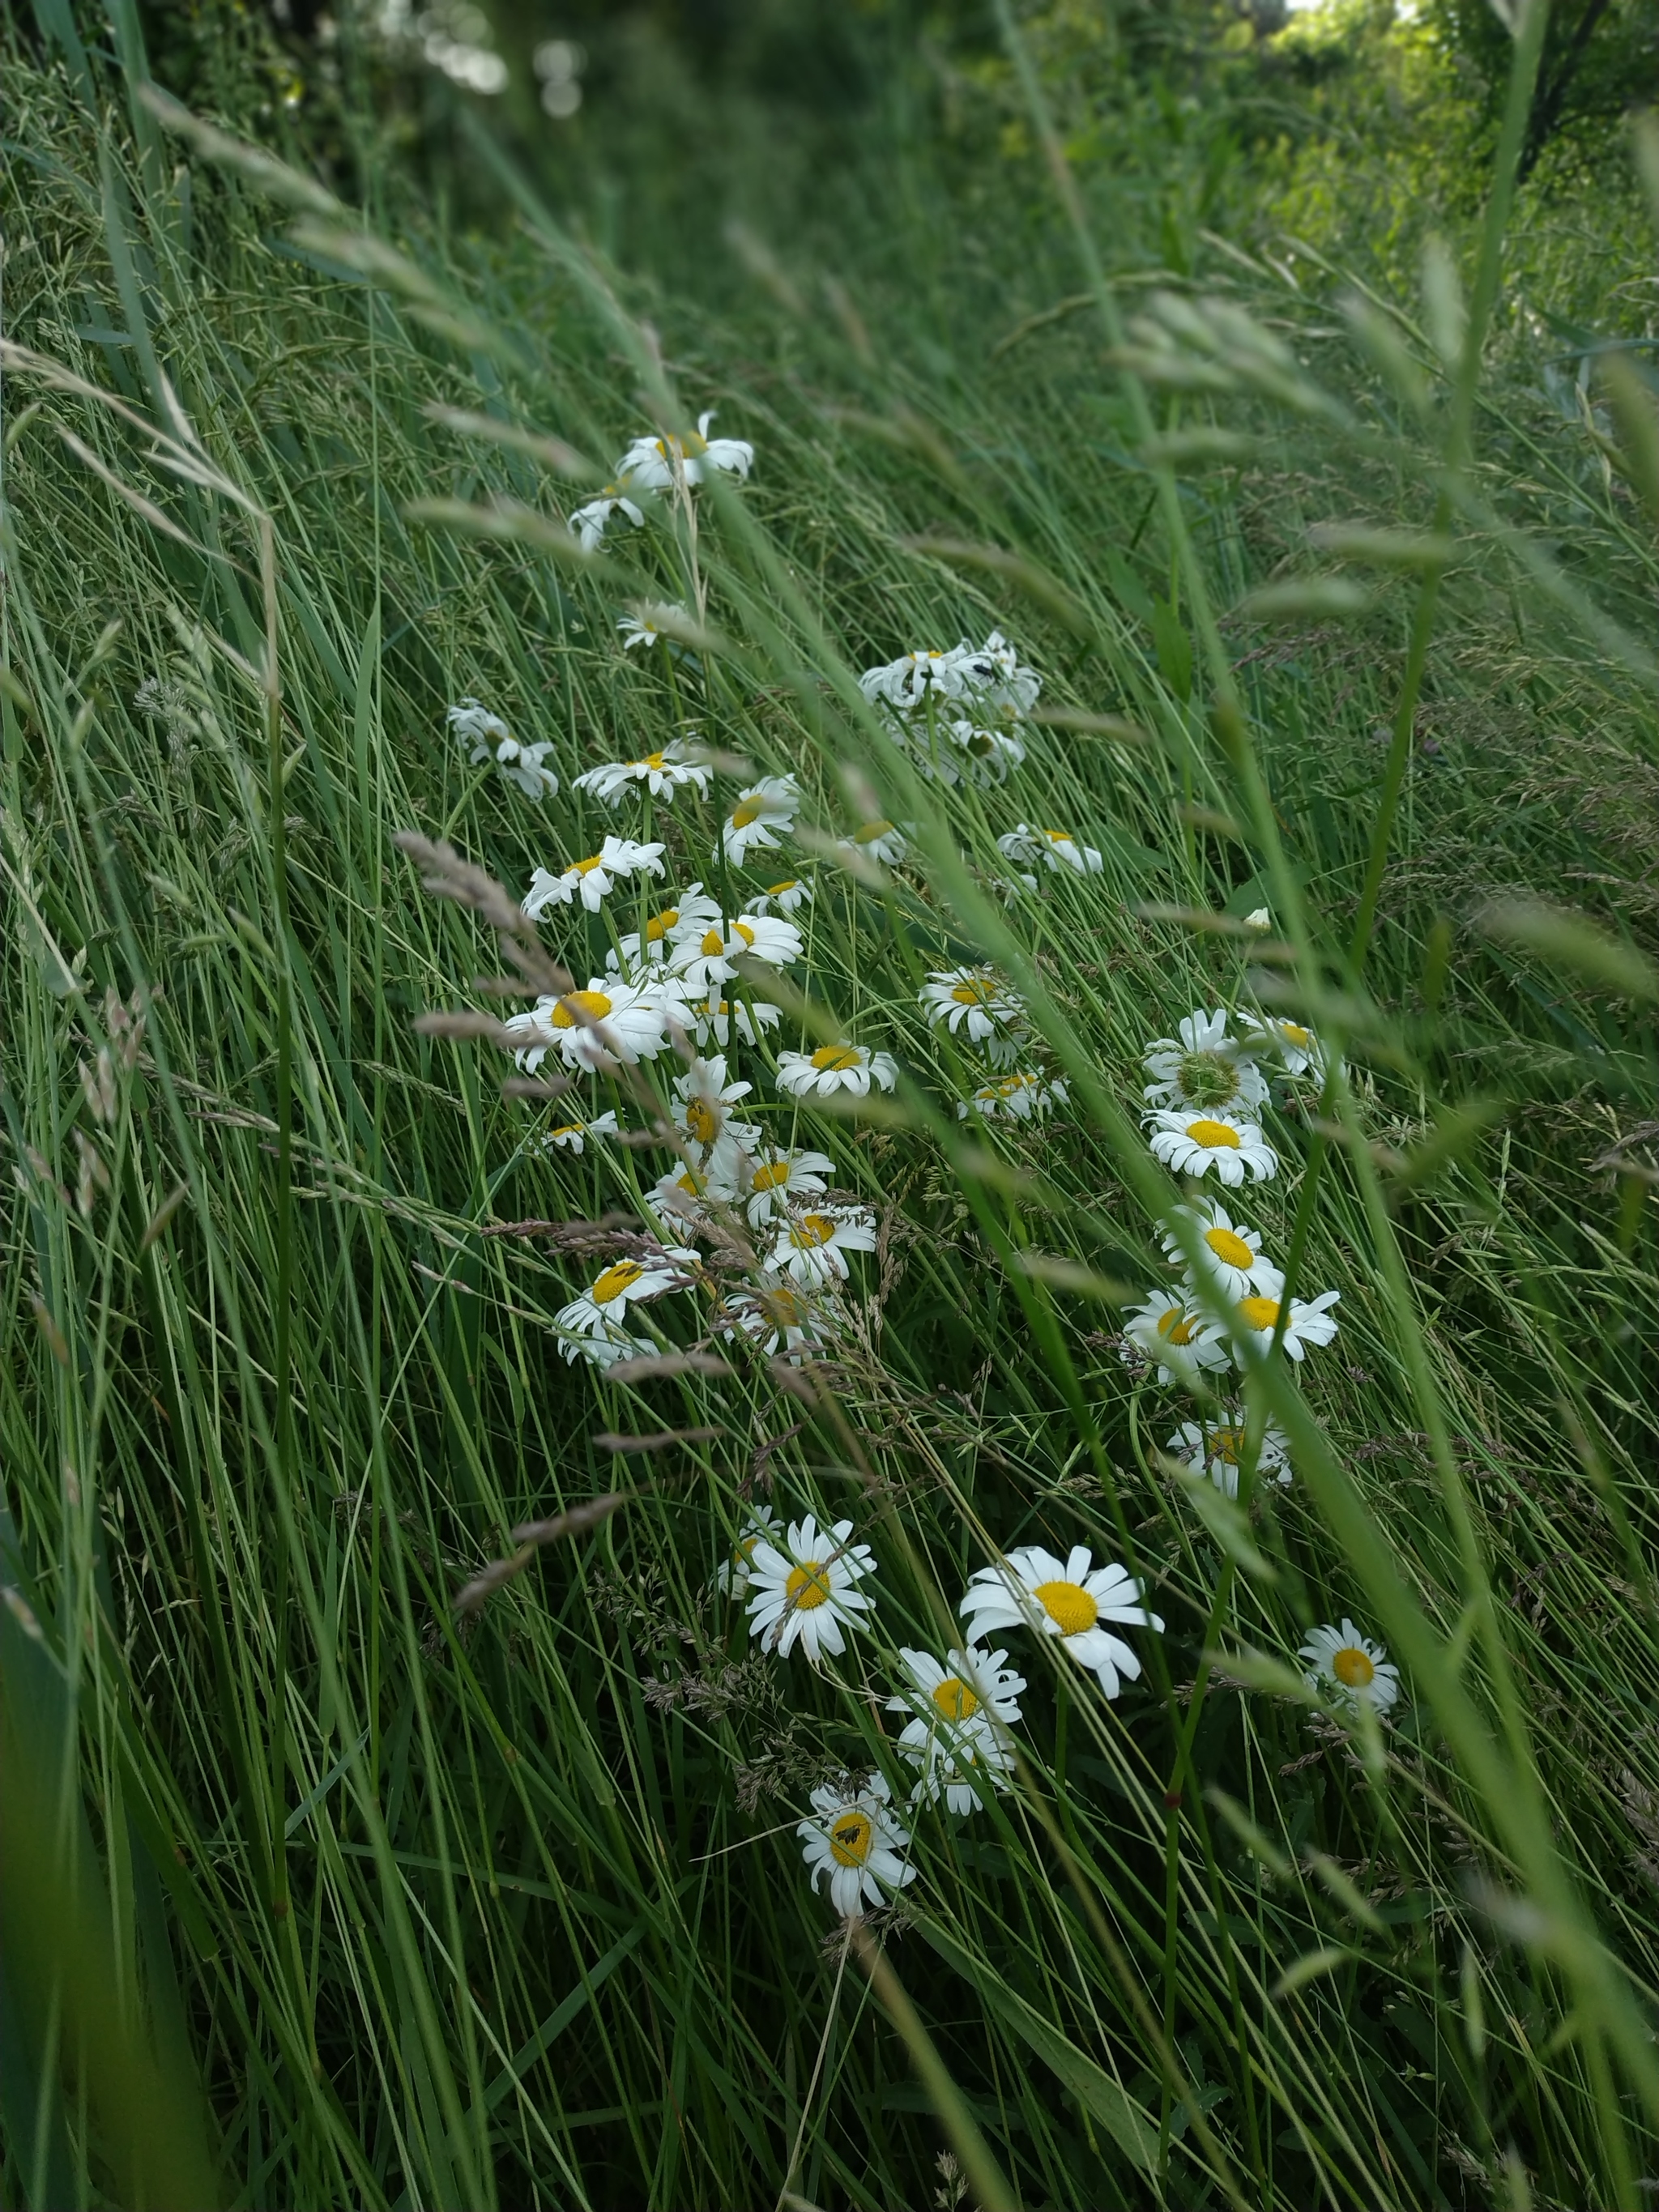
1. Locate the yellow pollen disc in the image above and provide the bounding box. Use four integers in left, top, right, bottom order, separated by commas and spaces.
552, 988, 613, 1028
641, 751, 666, 769
760, 1287, 804, 1326
1187, 1119, 1240, 1149
1043, 829, 1072, 845
1205, 1226, 1255, 1269
1283, 1023, 1309, 1046
736, 1532, 761, 1562
828, 1811, 872, 1866
731, 799, 763, 829
1156, 1306, 1196, 1346
572, 855, 604, 876
1333, 1646, 1375, 1689
795, 1213, 837, 1247
950, 978, 994, 1006
644, 907, 677, 942
701, 928, 726, 956
932, 1678, 980, 1724
752, 1161, 791, 1191
1034, 1579, 1098, 1636
765, 880, 797, 897
785, 1561, 833, 1612
592, 1260, 644, 1304
733, 921, 756, 948
685, 1098, 719, 1145
855, 820, 893, 843
1209, 1429, 1246, 1464
812, 1045, 860, 1071
1239, 1296, 1281, 1332
549, 1123, 581, 1141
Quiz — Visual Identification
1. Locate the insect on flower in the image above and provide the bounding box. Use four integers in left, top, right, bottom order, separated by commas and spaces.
797, 1774, 915, 1917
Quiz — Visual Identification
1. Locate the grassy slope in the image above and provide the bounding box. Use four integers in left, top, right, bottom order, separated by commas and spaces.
2, 19, 1657, 2211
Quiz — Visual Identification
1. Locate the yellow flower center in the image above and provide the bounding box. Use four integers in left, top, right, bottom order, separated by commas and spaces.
1205, 1226, 1254, 1270
1033, 1579, 1098, 1636
1156, 1306, 1196, 1346
701, 928, 727, 956
855, 820, 893, 843
1239, 1296, 1281, 1332
1209, 1428, 1246, 1464
759, 1285, 806, 1327
684, 1097, 720, 1145
644, 906, 678, 942
795, 1213, 837, 1247
1282, 1023, 1309, 1047
752, 1160, 793, 1191
812, 1045, 860, 1071
736, 1532, 762, 1563
828, 1810, 872, 1866
552, 988, 614, 1028
1187, 1119, 1239, 1149
592, 1260, 644, 1304
572, 854, 605, 876
765, 879, 798, 897
731, 799, 763, 829
784, 1561, 833, 1612
640, 751, 666, 769
1333, 1646, 1375, 1690
950, 978, 994, 1006
932, 1677, 981, 1724
733, 921, 756, 948
1043, 829, 1073, 846
548, 1123, 581, 1141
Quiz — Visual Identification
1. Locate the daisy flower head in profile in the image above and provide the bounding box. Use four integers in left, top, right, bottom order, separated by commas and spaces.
1122, 1288, 1230, 1386
557, 1321, 655, 1371
1299, 1620, 1400, 1714
646, 1157, 740, 1238
574, 742, 713, 806
957, 1070, 1068, 1123
568, 475, 647, 554
953, 629, 1042, 719
1166, 1414, 1291, 1498
1239, 1012, 1326, 1080
721, 1275, 832, 1359
1146, 1109, 1278, 1187
1160, 1198, 1278, 1299
920, 967, 1028, 1065
960, 1546, 1163, 1699
770, 1204, 877, 1288
447, 698, 559, 801
617, 602, 693, 656
745, 1513, 876, 1661
798, 1774, 915, 1919
542, 1109, 621, 1156
996, 824, 1104, 876
555, 1245, 699, 1340
1201, 1285, 1341, 1367
502, 977, 686, 1073
609, 884, 724, 975
744, 1145, 835, 1227
945, 718, 1027, 784
839, 820, 911, 867
887, 1647, 1025, 1816
1142, 1008, 1269, 1119
669, 910, 804, 992
749, 876, 813, 917
617, 411, 753, 490
716, 1503, 782, 1600
522, 837, 667, 918
719, 776, 800, 865
690, 991, 783, 1051
859, 647, 966, 715
775, 1042, 898, 1100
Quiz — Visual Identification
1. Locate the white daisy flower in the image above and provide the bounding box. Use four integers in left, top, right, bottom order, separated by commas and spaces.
887, 1647, 1024, 1816
719, 777, 800, 865
1165, 1416, 1291, 1498
646, 1157, 744, 1235
672, 1053, 754, 1150
959, 1545, 1163, 1698
1299, 1620, 1400, 1713
668, 910, 804, 991
919, 968, 1027, 1063
617, 411, 753, 490
568, 477, 647, 553
996, 824, 1104, 876
1146, 1110, 1278, 1187
957, 1070, 1068, 1121
716, 1504, 781, 1599
839, 820, 911, 867
616, 602, 694, 656
690, 993, 783, 1051
558, 1322, 656, 1370
1239, 1012, 1326, 1080
797, 1774, 915, 1919
749, 876, 813, 916
501, 978, 687, 1073
945, 718, 1027, 784
541, 1109, 621, 1155
1160, 1199, 1278, 1299
720, 1276, 830, 1358
1201, 1286, 1341, 1366
744, 1146, 835, 1227
775, 1044, 898, 1099
608, 883, 723, 972
859, 648, 967, 714
556, 1247, 698, 1339
522, 837, 667, 918
953, 630, 1042, 718
574, 743, 713, 805
1141, 1008, 1269, 1117
447, 697, 559, 801
770, 1205, 877, 1287
746, 1512, 876, 1661
1122, 1289, 1231, 1385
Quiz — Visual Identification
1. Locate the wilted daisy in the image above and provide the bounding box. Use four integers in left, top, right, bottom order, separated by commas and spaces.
1201, 1286, 1341, 1366
1160, 1199, 1278, 1298
721, 1276, 830, 1358
797, 1774, 915, 1918
719, 777, 800, 864
1166, 1415, 1291, 1498
1146, 1110, 1278, 1187
749, 876, 813, 916
959, 1545, 1162, 1698
1239, 1012, 1326, 1080
840, 820, 911, 867
556, 1247, 697, 1338
1300, 1620, 1400, 1713
447, 697, 559, 801
1142, 1008, 1269, 1118
887, 1647, 1024, 1816
744, 1145, 834, 1227
770, 1205, 877, 1287
920, 968, 1027, 1063
1122, 1289, 1230, 1385
957, 1070, 1068, 1122
775, 1043, 898, 1099
574, 743, 712, 805
716, 1503, 782, 1599
669, 910, 804, 991
690, 993, 784, 1051
502, 978, 686, 1073
996, 824, 1104, 876
522, 837, 667, 918
746, 1513, 876, 1660
617, 411, 753, 490
542, 1109, 621, 1155
569, 476, 647, 553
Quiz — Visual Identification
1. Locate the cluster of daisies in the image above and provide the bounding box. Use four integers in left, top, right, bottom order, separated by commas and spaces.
568, 410, 754, 553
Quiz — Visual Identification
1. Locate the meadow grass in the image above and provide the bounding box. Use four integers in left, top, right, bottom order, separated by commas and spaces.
2, 11, 1658, 2209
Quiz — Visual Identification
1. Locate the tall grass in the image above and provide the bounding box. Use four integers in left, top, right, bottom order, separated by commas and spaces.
2, 9, 1657, 2208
